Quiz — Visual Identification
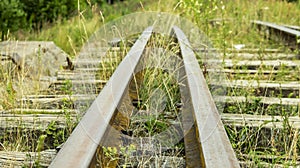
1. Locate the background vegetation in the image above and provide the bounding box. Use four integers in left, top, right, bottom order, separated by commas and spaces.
0, 0, 105, 40
2, 0, 299, 55
1, 0, 300, 166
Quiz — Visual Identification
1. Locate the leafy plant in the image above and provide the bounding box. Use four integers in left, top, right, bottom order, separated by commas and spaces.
0, 0, 26, 40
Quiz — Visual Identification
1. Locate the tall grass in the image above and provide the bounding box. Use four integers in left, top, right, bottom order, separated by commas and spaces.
1, 0, 300, 166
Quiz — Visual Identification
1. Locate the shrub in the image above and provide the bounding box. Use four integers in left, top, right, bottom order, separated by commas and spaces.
0, 0, 26, 40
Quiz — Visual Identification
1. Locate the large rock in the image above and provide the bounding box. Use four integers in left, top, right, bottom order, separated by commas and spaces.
0, 41, 69, 77
0, 41, 70, 96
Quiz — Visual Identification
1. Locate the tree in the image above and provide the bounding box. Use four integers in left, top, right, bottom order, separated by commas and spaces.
20, 0, 88, 30
0, 0, 26, 40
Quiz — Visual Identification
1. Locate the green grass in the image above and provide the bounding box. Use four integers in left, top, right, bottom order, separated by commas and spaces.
177, 0, 300, 51
1, 0, 300, 167
94, 33, 185, 167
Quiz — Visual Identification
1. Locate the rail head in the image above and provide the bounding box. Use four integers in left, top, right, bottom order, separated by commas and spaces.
172, 26, 240, 168
49, 27, 153, 168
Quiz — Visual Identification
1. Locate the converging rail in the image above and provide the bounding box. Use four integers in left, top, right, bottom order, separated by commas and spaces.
49, 26, 239, 167
172, 26, 239, 167
1, 19, 300, 167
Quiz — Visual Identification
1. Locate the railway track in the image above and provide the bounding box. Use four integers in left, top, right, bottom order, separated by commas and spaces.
0, 20, 299, 167
253, 20, 300, 50
49, 26, 239, 167
220, 21, 300, 167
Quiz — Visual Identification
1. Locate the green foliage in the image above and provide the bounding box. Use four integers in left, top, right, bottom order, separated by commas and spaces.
45, 121, 66, 148
20, 0, 103, 29
0, 0, 26, 40
0, 0, 106, 38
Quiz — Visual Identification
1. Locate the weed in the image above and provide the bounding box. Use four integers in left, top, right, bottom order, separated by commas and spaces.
1, 0, 300, 166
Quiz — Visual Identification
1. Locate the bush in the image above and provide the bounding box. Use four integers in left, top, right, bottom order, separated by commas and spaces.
0, 0, 106, 38
0, 0, 26, 40
21, 0, 79, 29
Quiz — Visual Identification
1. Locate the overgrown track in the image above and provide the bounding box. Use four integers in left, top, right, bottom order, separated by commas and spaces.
252, 20, 300, 50
220, 21, 300, 167
50, 26, 239, 167
1, 20, 300, 167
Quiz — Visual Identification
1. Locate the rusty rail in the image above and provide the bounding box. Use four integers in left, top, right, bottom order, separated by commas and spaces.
172, 26, 239, 167
49, 27, 153, 167
49, 26, 239, 167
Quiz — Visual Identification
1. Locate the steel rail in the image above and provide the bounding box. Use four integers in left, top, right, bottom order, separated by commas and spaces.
50, 26, 239, 167
253, 20, 300, 37
172, 26, 240, 167
283, 24, 300, 31
252, 20, 300, 50
49, 26, 153, 167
